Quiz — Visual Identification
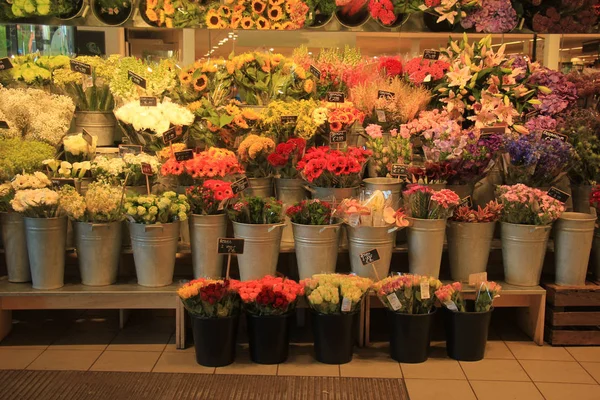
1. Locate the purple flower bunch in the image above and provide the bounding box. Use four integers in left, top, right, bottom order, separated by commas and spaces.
460, 0, 518, 33
524, 115, 558, 135
531, 1, 599, 33
509, 55, 529, 81
447, 132, 503, 185
528, 68, 578, 116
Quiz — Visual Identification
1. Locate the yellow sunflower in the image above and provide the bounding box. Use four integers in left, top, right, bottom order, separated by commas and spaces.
256, 16, 270, 29
226, 60, 236, 75
295, 65, 306, 79
193, 74, 208, 92
271, 22, 283, 30
145, 9, 158, 22
251, 0, 266, 14
233, 115, 249, 129
267, 5, 283, 21
206, 10, 221, 28
219, 5, 231, 17
179, 71, 192, 84
269, 0, 284, 4
303, 79, 314, 93
271, 54, 284, 66
241, 17, 254, 29
282, 21, 293, 30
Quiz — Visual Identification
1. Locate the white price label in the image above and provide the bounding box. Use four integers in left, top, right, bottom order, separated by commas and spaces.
468, 272, 488, 286
444, 301, 458, 311
387, 293, 402, 311
420, 281, 430, 299
341, 297, 352, 312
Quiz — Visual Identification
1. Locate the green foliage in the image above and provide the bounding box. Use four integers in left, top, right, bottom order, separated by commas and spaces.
0, 138, 56, 181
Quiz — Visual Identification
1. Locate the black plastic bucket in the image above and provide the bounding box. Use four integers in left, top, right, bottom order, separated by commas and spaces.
191, 314, 239, 367
311, 310, 357, 364
443, 301, 493, 361
247, 311, 293, 364
388, 308, 436, 363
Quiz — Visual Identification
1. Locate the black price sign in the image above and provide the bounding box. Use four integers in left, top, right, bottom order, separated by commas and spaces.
174, 149, 194, 161
377, 90, 395, 100
547, 187, 570, 203
141, 162, 153, 176
52, 178, 76, 189
391, 164, 407, 177
218, 238, 245, 254
231, 176, 249, 194
480, 125, 506, 137
70, 60, 92, 75
330, 131, 347, 144
118, 144, 142, 156
360, 249, 381, 266
0, 121, 9, 129
82, 129, 94, 146
309, 64, 321, 80
541, 130, 568, 142
423, 49, 441, 60
0, 57, 13, 70
459, 196, 473, 208
140, 97, 157, 107
128, 71, 147, 89
281, 115, 298, 124
327, 92, 345, 103
162, 127, 178, 144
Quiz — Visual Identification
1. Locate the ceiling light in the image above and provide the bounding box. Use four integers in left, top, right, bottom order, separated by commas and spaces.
270, 48, 274, 51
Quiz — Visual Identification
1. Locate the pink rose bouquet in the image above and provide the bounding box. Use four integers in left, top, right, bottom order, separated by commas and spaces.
373, 274, 442, 314
496, 184, 565, 226
436, 281, 501, 312
403, 184, 460, 219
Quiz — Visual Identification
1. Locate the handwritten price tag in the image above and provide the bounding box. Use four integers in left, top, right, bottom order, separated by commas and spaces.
70, 60, 92, 75
423, 49, 441, 60
231, 176, 249, 194
480, 125, 507, 137
162, 127, 178, 144
377, 90, 395, 100
174, 149, 194, 162
547, 187, 570, 203
280, 115, 298, 124
128, 71, 147, 89
330, 131, 347, 144
141, 162, 153, 176
82, 129, 94, 146
327, 92, 345, 103
468, 272, 488, 286
391, 164, 407, 177
217, 238, 245, 254
541, 130, 568, 142
309, 64, 321, 80
140, 97, 157, 107
359, 249, 380, 266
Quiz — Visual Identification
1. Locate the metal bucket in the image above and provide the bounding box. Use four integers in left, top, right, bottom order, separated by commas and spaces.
446, 184, 474, 201
245, 177, 274, 198
447, 221, 495, 282
501, 222, 551, 287
312, 187, 359, 204
0, 212, 30, 282
593, 227, 600, 280
347, 225, 398, 280
74, 111, 117, 147
177, 186, 191, 245
554, 212, 596, 286
129, 221, 180, 287
275, 179, 307, 244
74, 221, 122, 286
363, 178, 403, 209
571, 185, 592, 213
407, 218, 446, 278
189, 214, 227, 279
24, 217, 67, 290
292, 223, 342, 279
232, 221, 284, 281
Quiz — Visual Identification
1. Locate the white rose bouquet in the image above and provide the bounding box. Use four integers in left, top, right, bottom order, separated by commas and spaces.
63, 134, 97, 162
43, 160, 91, 179
125, 192, 190, 224
10, 188, 62, 218
91, 154, 160, 186
60, 183, 124, 223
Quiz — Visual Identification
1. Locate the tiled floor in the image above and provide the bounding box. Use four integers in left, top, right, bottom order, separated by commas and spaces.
1, 310, 600, 400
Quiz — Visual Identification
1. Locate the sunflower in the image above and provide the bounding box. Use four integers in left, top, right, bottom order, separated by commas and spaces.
241, 17, 254, 29
233, 115, 249, 129
269, 0, 284, 4
271, 54, 284, 66
193, 74, 208, 92
261, 59, 271, 72
145, 9, 158, 22
206, 10, 221, 28
256, 16, 270, 29
251, 0, 266, 14
179, 71, 192, 84
303, 79, 314, 93
271, 22, 283, 30
219, 5, 231, 16
267, 5, 283, 21
226, 60, 236, 75
231, 15, 241, 29
282, 21, 293, 30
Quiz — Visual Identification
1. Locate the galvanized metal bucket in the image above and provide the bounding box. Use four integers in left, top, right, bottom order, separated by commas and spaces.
571, 185, 592, 214
245, 177, 274, 198
347, 225, 398, 279
232, 221, 284, 281
292, 223, 342, 279
407, 218, 446, 278
74, 111, 117, 146
501, 222, 551, 287
0, 212, 30, 283
447, 221, 495, 282
311, 187, 359, 204
189, 214, 228, 279
554, 212, 596, 286
74, 221, 122, 286
275, 178, 307, 244
177, 186, 191, 245
363, 178, 403, 209
592, 227, 600, 280
129, 221, 180, 287
24, 216, 68, 290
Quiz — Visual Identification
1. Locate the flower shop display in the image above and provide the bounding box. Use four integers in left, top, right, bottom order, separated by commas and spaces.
205, 0, 309, 30
403, 56, 450, 87
302, 273, 372, 364
554, 212, 596, 286
92, 0, 133, 26
460, 0, 518, 33
60, 183, 124, 286
43, 159, 91, 193
125, 191, 190, 287
236, 276, 304, 364
227, 197, 284, 281
322, 102, 365, 146
141, 0, 206, 28
257, 100, 324, 142
0, 54, 66, 87
364, 124, 412, 179
447, 200, 502, 282
186, 180, 235, 279
178, 278, 241, 367
0, 181, 30, 283
374, 274, 442, 363
1, 0, 75, 19
0, 138, 56, 182
421, 0, 478, 31
92, 153, 161, 193
237, 134, 276, 198
109, 57, 177, 103
63, 133, 97, 162
287, 199, 342, 279
403, 184, 460, 277
436, 281, 501, 361
497, 184, 565, 286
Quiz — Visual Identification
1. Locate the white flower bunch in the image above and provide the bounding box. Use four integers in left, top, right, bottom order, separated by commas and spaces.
109, 57, 177, 103
60, 183, 124, 223
10, 188, 62, 218
63, 134, 97, 161
114, 101, 194, 136
11, 172, 51, 190
91, 154, 160, 186
91, 156, 126, 183
313, 107, 328, 126
125, 191, 189, 224
43, 160, 91, 179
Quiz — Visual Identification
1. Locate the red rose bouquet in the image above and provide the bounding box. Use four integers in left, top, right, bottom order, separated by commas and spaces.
267, 137, 306, 179
161, 147, 243, 185
178, 278, 240, 318
403, 184, 460, 219
186, 180, 236, 215
297, 146, 371, 188
234, 275, 304, 316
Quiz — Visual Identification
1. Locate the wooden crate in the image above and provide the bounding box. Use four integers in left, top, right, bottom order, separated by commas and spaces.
544, 282, 600, 346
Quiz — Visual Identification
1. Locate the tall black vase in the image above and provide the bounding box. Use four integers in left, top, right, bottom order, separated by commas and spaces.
443, 302, 493, 361
247, 311, 294, 364
191, 314, 239, 367
388, 308, 436, 363
311, 309, 357, 364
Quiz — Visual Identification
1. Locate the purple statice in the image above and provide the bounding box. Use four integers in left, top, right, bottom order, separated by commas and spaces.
460, 0, 518, 33
524, 115, 558, 135
528, 68, 578, 116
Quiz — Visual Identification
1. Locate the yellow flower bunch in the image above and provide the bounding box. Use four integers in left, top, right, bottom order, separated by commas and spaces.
237, 134, 275, 161
303, 274, 372, 314
257, 99, 324, 141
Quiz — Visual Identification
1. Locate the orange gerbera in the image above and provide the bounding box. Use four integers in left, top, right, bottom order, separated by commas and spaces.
206, 10, 221, 28
193, 74, 208, 91
219, 5, 231, 16
330, 121, 342, 132
303, 79, 314, 93
268, 5, 283, 21
261, 58, 271, 72
241, 17, 254, 29
145, 9, 158, 22
251, 0, 266, 13
256, 16, 270, 29
271, 54, 284, 66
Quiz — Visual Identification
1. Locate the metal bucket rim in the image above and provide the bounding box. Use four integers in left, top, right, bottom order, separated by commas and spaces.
232, 221, 284, 228
558, 212, 597, 222
363, 178, 403, 186
501, 221, 552, 230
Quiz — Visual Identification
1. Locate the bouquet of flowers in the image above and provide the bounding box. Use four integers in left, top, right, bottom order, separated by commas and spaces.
186, 180, 235, 215
143, 0, 206, 28
302, 273, 372, 314
365, 124, 412, 177
11, 187, 62, 218
43, 160, 91, 179
237, 135, 276, 178
403, 56, 450, 88
337, 190, 410, 227
267, 138, 306, 179
206, 0, 309, 30
63, 133, 97, 162
423, 0, 481, 27
460, 0, 518, 32
257, 100, 325, 141
297, 146, 371, 188
286, 199, 334, 225
373, 274, 442, 314
0, 138, 56, 181
324, 102, 365, 137
160, 147, 243, 186
0, 54, 69, 86
91, 153, 161, 186
450, 200, 502, 223
124, 191, 190, 224
557, 108, 600, 185
227, 196, 283, 224
529, 0, 598, 33
496, 184, 565, 225
109, 57, 177, 102
446, 132, 502, 185
436, 281, 501, 312
1, 0, 74, 18
403, 185, 460, 219
178, 278, 240, 318
235, 276, 304, 316
59, 183, 124, 222
407, 162, 457, 184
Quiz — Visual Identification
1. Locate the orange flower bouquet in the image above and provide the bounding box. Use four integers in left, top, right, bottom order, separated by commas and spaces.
161, 147, 244, 186
326, 102, 365, 134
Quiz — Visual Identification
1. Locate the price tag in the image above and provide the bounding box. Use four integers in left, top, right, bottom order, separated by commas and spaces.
174, 149, 194, 161
118, 144, 142, 156
420, 281, 430, 299
547, 187, 570, 203
141, 162, 153, 176
376, 109, 386, 122
0, 57, 13, 70
326, 91, 345, 103
162, 127, 178, 144
444, 301, 459, 312
459, 195, 473, 208
423, 49, 441, 60
390, 164, 407, 177
128, 70, 147, 89
359, 248, 380, 266
231, 176, 249, 194
309, 64, 321, 80
82, 129, 94, 146
541, 130, 568, 142
377, 90, 395, 100
480, 125, 506, 137
280, 115, 298, 124
341, 297, 352, 312
52, 178, 76, 189
330, 131, 347, 144
70, 59, 92, 75
140, 97, 157, 107
387, 293, 402, 311
217, 238, 245, 254
468, 272, 488, 286
0, 120, 9, 129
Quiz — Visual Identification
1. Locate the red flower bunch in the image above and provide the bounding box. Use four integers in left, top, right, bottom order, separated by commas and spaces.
297, 146, 371, 188
267, 137, 306, 179
368, 0, 396, 26
425, 0, 441, 6
377, 56, 403, 77
590, 185, 600, 214
178, 278, 240, 318
327, 104, 365, 133
407, 161, 457, 184
234, 275, 304, 316
161, 147, 243, 181
404, 57, 450, 86
187, 180, 235, 215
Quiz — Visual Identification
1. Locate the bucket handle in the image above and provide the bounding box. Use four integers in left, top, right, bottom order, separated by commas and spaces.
90, 223, 111, 230
144, 225, 164, 232
387, 226, 399, 234
318, 225, 340, 234
304, 185, 316, 194
267, 223, 286, 232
